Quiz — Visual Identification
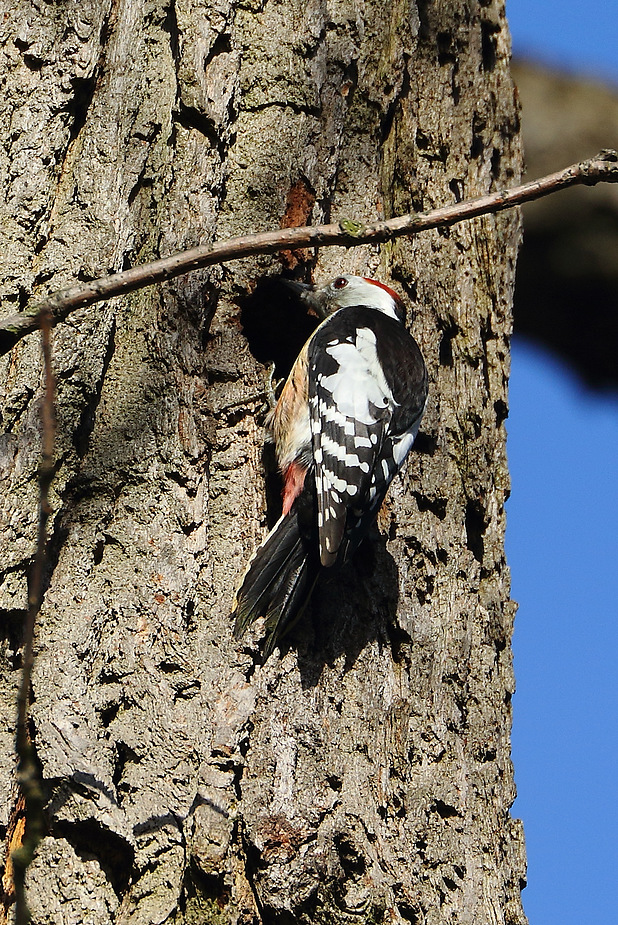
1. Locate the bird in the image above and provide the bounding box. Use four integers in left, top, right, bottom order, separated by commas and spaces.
231, 274, 428, 656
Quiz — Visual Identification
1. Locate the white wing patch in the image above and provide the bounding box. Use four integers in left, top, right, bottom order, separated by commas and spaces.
318, 328, 395, 425
310, 326, 394, 566
391, 425, 420, 467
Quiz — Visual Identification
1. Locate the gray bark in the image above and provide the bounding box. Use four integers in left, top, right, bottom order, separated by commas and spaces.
0, 1, 525, 923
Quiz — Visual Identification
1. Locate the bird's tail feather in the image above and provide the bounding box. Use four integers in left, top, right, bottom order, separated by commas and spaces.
232, 510, 318, 656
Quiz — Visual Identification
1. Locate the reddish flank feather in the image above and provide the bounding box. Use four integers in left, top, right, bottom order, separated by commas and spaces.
282, 461, 307, 515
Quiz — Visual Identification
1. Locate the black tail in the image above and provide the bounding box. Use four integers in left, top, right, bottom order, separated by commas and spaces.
232, 498, 319, 657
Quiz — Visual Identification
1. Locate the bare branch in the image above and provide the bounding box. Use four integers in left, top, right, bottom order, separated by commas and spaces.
11, 312, 56, 924
1, 149, 617, 358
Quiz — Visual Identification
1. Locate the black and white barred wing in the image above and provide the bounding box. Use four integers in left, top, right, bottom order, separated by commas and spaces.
308, 325, 393, 567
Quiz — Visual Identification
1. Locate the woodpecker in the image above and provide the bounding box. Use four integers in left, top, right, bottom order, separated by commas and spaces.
232, 274, 428, 656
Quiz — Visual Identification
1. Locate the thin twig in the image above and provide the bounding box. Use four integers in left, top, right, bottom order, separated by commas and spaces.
11, 311, 56, 924
1, 148, 617, 358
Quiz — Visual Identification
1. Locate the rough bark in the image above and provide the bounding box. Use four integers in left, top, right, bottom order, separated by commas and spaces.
0, 2, 525, 923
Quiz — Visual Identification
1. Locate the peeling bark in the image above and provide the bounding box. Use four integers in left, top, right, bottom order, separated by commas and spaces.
1, 1, 525, 923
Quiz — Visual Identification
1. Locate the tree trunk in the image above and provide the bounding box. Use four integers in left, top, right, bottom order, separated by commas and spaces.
0, 1, 525, 923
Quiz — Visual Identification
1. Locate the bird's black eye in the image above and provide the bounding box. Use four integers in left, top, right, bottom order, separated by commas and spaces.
333, 277, 348, 289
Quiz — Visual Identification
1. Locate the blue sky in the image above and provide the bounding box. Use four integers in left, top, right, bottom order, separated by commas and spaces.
506, 3, 618, 923
508, 0, 618, 83
507, 344, 618, 925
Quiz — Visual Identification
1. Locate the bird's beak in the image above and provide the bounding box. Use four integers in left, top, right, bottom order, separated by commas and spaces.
281, 279, 313, 298
280, 279, 328, 319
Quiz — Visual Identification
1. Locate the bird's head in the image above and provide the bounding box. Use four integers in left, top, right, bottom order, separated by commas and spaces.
283, 274, 406, 323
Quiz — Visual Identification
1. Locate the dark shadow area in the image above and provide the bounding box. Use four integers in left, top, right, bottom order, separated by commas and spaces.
46, 775, 135, 896
514, 219, 618, 391
241, 275, 319, 526
53, 818, 134, 896
240, 276, 321, 382
234, 524, 404, 684
269, 527, 402, 688
512, 60, 618, 391
0, 607, 28, 666
179, 859, 231, 922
